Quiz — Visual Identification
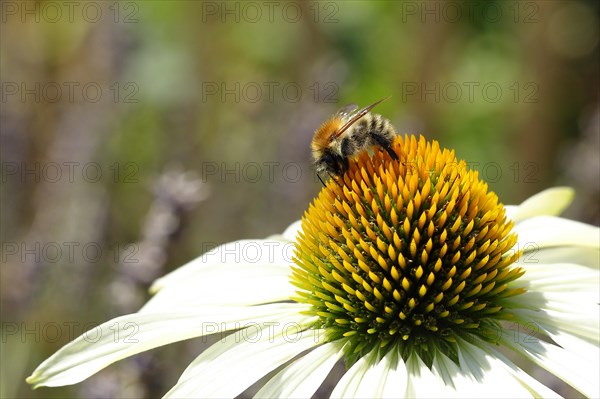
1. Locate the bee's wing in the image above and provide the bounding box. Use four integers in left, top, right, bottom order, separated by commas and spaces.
334, 97, 391, 139
335, 104, 359, 118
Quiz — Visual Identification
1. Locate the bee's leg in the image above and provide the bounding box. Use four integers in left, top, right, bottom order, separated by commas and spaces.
336, 158, 347, 188
341, 157, 350, 173
317, 173, 327, 187
327, 155, 345, 188
331, 148, 350, 175
341, 138, 354, 159
325, 172, 343, 187
340, 139, 355, 171
370, 132, 398, 160
337, 138, 353, 180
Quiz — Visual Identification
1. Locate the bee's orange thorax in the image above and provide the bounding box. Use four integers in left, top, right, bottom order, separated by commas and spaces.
311, 117, 343, 152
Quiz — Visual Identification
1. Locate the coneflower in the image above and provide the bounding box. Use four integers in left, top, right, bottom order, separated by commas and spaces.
28, 135, 599, 398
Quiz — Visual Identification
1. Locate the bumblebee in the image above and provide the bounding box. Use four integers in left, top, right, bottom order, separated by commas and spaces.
311, 97, 398, 185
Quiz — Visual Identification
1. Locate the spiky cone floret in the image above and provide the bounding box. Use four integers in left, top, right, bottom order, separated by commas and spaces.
291, 135, 525, 366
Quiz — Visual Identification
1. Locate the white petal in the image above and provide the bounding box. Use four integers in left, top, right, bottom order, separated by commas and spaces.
380, 350, 408, 399
541, 329, 599, 369
430, 346, 533, 398
282, 220, 302, 241
164, 321, 321, 398
511, 303, 599, 346
456, 338, 556, 398
431, 351, 465, 391
27, 303, 305, 388
149, 239, 295, 293
518, 262, 599, 291
433, 350, 499, 397
255, 340, 343, 399
501, 329, 598, 398
353, 350, 405, 399
405, 352, 448, 398
330, 349, 375, 398
512, 292, 599, 343
507, 264, 599, 342
329, 348, 408, 399
510, 187, 574, 222
504, 205, 518, 221
545, 331, 600, 383
140, 262, 294, 312
432, 352, 494, 398
515, 246, 600, 269
514, 216, 600, 250
481, 344, 561, 398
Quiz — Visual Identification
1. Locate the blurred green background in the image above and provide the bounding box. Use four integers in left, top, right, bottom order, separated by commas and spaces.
1, 1, 598, 398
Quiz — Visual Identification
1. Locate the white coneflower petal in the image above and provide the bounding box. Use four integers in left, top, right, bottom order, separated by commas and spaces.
376, 350, 409, 399
479, 344, 561, 398
282, 220, 303, 241
330, 348, 378, 398
454, 338, 559, 398
140, 262, 294, 311
517, 301, 598, 344
342, 348, 407, 399
515, 216, 599, 249
511, 262, 599, 341
501, 329, 597, 398
430, 351, 462, 390
546, 332, 600, 379
404, 352, 447, 398
26, 303, 305, 388
430, 350, 512, 398
521, 246, 600, 267
328, 349, 408, 399
543, 331, 599, 377
149, 239, 293, 293
506, 187, 574, 222
164, 319, 320, 398
517, 262, 598, 287
255, 341, 344, 398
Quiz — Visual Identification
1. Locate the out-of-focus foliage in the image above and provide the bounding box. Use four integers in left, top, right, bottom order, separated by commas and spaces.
1, 1, 598, 397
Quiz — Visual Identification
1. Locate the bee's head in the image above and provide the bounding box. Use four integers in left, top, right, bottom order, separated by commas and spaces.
315, 149, 343, 177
